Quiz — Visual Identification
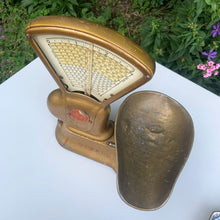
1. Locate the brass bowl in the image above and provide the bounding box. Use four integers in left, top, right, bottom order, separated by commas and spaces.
115, 91, 194, 210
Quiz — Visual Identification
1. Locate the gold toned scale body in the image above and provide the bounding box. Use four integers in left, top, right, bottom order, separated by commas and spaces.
25, 16, 194, 210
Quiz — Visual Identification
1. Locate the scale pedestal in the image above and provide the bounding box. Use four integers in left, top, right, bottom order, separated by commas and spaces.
55, 120, 116, 171
48, 88, 117, 171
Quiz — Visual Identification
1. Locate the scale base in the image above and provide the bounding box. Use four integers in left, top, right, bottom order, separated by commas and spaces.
55, 120, 117, 171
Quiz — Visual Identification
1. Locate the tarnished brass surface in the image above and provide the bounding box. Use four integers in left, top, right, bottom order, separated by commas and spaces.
115, 91, 194, 210
56, 120, 116, 171
25, 15, 155, 172
47, 89, 113, 141
47, 88, 116, 170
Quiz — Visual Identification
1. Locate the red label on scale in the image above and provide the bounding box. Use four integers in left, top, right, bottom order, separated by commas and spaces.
69, 109, 90, 122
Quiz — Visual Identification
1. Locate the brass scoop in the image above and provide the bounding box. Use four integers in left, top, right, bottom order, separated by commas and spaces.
115, 91, 194, 210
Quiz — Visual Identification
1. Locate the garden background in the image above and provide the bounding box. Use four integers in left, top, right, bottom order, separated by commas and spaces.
1, 0, 220, 95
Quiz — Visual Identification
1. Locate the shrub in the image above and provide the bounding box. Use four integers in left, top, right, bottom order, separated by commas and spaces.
140, 0, 220, 95
0, 1, 48, 83
20, 0, 91, 17
0, 0, 90, 83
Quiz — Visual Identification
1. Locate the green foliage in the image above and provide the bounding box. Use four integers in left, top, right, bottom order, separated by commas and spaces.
0, 0, 90, 83
81, 6, 112, 25
0, 1, 49, 83
140, 0, 220, 95
131, 0, 151, 15
204, 0, 220, 20
82, 0, 143, 41
20, 0, 91, 17
132, 0, 175, 13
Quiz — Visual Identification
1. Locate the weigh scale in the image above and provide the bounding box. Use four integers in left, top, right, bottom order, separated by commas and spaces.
25, 16, 194, 210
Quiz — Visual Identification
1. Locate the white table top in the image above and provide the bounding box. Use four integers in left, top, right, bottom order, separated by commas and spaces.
0, 58, 220, 220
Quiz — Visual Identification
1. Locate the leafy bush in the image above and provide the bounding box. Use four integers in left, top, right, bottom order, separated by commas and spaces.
0, 1, 49, 83
81, 6, 112, 26
0, 0, 90, 83
20, 0, 91, 17
140, 0, 220, 95
203, 0, 220, 20
132, 0, 176, 13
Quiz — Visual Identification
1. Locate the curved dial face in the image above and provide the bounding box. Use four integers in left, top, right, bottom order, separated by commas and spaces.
34, 34, 144, 102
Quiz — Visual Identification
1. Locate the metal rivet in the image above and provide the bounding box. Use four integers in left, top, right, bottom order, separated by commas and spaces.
106, 141, 115, 148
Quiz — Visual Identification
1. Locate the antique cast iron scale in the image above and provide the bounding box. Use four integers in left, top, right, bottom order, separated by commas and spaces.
25, 16, 194, 210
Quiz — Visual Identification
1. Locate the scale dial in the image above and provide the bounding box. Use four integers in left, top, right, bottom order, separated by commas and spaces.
25, 16, 155, 105
34, 34, 143, 102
